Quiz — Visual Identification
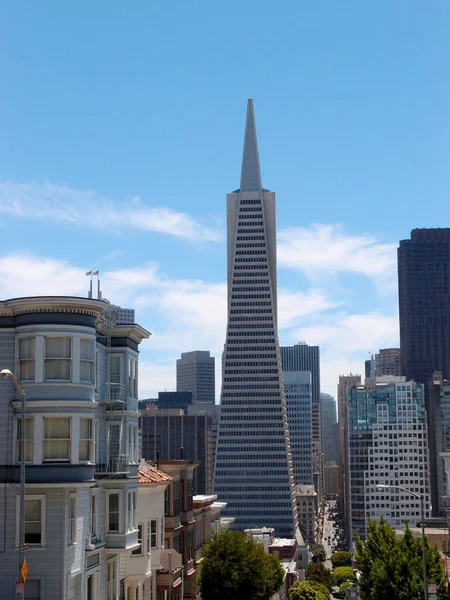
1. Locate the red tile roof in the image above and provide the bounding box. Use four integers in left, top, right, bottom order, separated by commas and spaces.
138, 465, 173, 485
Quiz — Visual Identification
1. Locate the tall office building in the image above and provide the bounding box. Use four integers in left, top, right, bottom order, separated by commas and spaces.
320, 392, 338, 464
140, 412, 213, 494
348, 377, 430, 539
283, 370, 313, 485
156, 391, 194, 412
176, 350, 215, 405
280, 343, 321, 404
337, 374, 361, 543
375, 348, 401, 377
213, 99, 298, 538
398, 228, 450, 383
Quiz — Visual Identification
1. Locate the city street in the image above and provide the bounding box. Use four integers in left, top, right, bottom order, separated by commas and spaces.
320, 500, 337, 569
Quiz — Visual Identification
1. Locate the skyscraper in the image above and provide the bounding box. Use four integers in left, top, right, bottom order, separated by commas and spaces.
283, 370, 313, 485
176, 350, 215, 405
398, 228, 450, 383
320, 392, 338, 465
213, 99, 298, 538
280, 343, 321, 404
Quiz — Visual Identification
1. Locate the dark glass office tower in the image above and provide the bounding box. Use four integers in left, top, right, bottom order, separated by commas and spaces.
398, 228, 450, 383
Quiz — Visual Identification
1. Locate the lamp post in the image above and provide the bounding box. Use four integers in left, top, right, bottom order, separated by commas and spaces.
377, 484, 428, 600
1, 369, 26, 599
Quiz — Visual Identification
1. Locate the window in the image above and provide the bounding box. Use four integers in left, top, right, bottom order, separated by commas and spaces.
69, 494, 77, 544
150, 519, 157, 548
43, 417, 71, 462
132, 524, 143, 555
45, 337, 71, 380
164, 487, 170, 516
15, 417, 33, 463
128, 425, 138, 464
19, 337, 35, 381
108, 493, 120, 532
80, 418, 94, 462
81, 339, 95, 383
110, 356, 121, 399
107, 559, 117, 600
127, 491, 137, 532
86, 573, 99, 600
19, 495, 45, 547
129, 358, 137, 397
91, 493, 97, 538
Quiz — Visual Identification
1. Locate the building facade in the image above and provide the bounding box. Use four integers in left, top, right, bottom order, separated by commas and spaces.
282, 370, 313, 485
375, 348, 401, 377
156, 391, 194, 413
320, 393, 338, 465
140, 412, 213, 494
398, 228, 450, 384
294, 485, 317, 545
213, 99, 298, 538
280, 344, 320, 405
337, 374, 361, 543
347, 377, 431, 539
176, 351, 215, 405
0, 295, 149, 600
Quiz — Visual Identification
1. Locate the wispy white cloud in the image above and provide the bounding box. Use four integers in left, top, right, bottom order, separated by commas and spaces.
278, 224, 397, 290
0, 180, 223, 242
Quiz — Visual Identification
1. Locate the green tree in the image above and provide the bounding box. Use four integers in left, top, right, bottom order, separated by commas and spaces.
339, 581, 353, 598
355, 518, 449, 600
331, 550, 352, 568
287, 580, 326, 600
332, 566, 355, 587
310, 543, 327, 563
305, 562, 333, 591
308, 580, 331, 599
198, 529, 284, 600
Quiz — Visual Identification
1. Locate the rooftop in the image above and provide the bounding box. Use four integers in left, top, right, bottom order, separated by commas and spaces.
138, 466, 173, 485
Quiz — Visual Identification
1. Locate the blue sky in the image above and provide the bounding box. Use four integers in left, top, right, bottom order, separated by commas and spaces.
1, 1, 449, 397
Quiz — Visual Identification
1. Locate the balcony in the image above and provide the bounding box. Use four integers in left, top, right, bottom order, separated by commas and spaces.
103, 383, 129, 407
105, 528, 139, 551
180, 510, 195, 524
165, 515, 181, 531
95, 454, 137, 479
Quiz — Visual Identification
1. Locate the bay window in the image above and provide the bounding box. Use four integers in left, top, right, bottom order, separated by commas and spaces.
16, 417, 33, 463
132, 524, 143, 555
19, 337, 35, 382
69, 494, 77, 544
110, 356, 121, 400
43, 417, 71, 462
80, 418, 94, 462
45, 337, 71, 381
128, 425, 138, 464
129, 358, 137, 397
81, 339, 95, 384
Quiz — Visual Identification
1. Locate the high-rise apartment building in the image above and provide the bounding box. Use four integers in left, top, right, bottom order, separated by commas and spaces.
213, 99, 298, 538
398, 228, 450, 383
347, 377, 430, 539
280, 343, 321, 404
337, 374, 361, 543
282, 370, 313, 485
176, 350, 215, 405
320, 393, 338, 464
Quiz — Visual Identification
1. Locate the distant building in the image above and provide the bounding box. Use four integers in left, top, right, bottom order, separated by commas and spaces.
323, 463, 339, 497
282, 370, 313, 485
337, 373, 361, 543
348, 377, 431, 539
295, 485, 317, 545
157, 391, 194, 412
140, 412, 213, 494
112, 305, 135, 325
398, 228, 450, 385
375, 348, 401, 377
280, 343, 321, 404
177, 350, 215, 405
320, 393, 338, 464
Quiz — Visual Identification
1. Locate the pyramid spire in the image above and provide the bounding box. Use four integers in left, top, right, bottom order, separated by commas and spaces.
239, 98, 262, 192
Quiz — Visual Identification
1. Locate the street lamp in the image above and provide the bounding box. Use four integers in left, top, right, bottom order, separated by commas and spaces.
376, 484, 428, 600
1, 369, 26, 599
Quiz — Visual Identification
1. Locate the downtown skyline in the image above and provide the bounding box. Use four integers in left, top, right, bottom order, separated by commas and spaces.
1, 2, 449, 399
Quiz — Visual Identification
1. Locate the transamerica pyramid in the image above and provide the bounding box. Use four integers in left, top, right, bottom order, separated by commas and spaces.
213, 99, 298, 538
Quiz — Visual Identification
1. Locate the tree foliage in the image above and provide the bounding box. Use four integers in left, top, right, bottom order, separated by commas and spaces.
198, 529, 284, 600
332, 566, 355, 587
305, 562, 333, 591
310, 543, 327, 563
355, 518, 449, 600
339, 581, 354, 597
331, 550, 352, 568
287, 580, 327, 600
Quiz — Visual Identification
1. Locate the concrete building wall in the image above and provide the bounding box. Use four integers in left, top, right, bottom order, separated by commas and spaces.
176, 350, 215, 405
